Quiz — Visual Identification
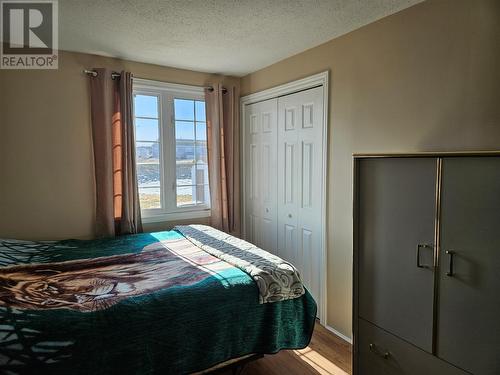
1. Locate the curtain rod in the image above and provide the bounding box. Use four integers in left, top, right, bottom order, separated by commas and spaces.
85, 69, 227, 92
83, 69, 121, 80
206, 86, 228, 94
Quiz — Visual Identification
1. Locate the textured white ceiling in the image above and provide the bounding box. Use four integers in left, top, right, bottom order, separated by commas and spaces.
58, 0, 424, 76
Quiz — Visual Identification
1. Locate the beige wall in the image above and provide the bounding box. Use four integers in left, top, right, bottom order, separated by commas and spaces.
241, 0, 500, 338
0, 51, 234, 240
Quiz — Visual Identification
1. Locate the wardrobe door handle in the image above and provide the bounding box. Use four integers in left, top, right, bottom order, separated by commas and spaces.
445, 250, 454, 276
416, 244, 433, 268
369, 343, 390, 360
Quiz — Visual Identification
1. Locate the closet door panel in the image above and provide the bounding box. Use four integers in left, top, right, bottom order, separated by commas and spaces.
297, 87, 324, 304
244, 99, 278, 253
245, 109, 259, 246
245, 109, 260, 246
277, 86, 324, 308
278, 105, 299, 262
259, 106, 278, 253
358, 158, 437, 352
437, 157, 500, 375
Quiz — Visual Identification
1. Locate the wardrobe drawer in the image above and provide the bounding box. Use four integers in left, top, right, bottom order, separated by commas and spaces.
357, 319, 468, 375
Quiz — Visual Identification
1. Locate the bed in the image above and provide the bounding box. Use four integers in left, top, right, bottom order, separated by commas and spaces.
0, 225, 317, 374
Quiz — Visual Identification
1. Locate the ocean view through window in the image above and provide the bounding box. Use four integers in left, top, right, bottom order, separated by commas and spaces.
133, 79, 210, 222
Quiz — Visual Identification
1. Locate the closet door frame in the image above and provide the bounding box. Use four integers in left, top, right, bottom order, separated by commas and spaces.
240, 71, 329, 325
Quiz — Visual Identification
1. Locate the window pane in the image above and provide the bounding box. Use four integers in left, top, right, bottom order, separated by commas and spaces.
136, 142, 160, 163
176, 163, 194, 185
195, 185, 209, 204
195, 101, 206, 121
176, 141, 195, 162
195, 143, 207, 163
177, 185, 194, 206
175, 121, 195, 141
195, 164, 208, 185
137, 163, 160, 187
139, 187, 161, 209
134, 91, 162, 212
135, 118, 159, 142
196, 122, 207, 141
134, 95, 158, 118
174, 99, 194, 121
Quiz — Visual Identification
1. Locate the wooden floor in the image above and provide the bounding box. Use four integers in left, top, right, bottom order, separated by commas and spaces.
221, 322, 352, 375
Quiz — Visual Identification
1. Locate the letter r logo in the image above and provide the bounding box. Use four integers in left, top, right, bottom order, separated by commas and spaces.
2, 1, 55, 54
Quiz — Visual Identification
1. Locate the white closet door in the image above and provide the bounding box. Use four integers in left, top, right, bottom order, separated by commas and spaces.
277, 86, 324, 309
244, 99, 278, 253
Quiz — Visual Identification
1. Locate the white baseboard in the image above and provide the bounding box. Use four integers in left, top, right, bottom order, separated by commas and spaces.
324, 325, 353, 344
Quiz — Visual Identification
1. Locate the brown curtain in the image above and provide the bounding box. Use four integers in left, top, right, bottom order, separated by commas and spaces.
205, 83, 240, 236
89, 69, 142, 237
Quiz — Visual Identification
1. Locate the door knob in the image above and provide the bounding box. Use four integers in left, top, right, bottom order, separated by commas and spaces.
288, 213, 292, 218
445, 250, 454, 276
416, 244, 433, 269
369, 343, 390, 360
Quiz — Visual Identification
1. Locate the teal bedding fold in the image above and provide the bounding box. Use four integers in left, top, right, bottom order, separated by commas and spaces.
0, 230, 317, 375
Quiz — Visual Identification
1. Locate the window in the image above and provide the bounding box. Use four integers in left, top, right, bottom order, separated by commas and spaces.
174, 99, 209, 207
135, 94, 161, 209
133, 79, 210, 222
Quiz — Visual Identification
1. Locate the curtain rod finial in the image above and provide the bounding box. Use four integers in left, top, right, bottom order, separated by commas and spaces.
84, 69, 98, 77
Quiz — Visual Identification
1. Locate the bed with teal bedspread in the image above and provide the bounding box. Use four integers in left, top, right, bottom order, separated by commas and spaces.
0, 229, 317, 375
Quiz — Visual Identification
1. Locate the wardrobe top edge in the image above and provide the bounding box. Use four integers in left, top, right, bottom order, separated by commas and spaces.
353, 151, 500, 158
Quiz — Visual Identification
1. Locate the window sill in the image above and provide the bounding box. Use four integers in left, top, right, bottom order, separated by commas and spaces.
141, 209, 211, 224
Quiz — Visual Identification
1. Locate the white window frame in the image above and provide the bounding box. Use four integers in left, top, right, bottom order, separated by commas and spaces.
133, 78, 211, 223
